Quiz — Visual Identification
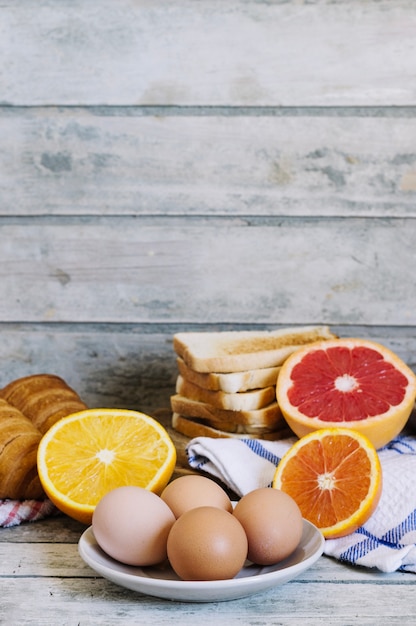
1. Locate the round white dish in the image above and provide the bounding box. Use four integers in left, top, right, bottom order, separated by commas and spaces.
78, 519, 324, 603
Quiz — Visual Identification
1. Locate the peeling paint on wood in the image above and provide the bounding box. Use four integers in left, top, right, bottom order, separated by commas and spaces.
0, 113, 415, 217
1, 0, 416, 106
0, 0, 415, 412
0, 218, 415, 326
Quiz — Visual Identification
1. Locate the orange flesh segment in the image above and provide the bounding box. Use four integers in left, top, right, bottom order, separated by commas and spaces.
278, 435, 372, 529
45, 414, 172, 506
37, 409, 177, 524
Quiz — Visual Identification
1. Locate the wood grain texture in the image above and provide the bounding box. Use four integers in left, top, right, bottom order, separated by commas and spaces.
2, 578, 414, 625
1, 111, 415, 217
0, 325, 415, 419
0, 0, 414, 402
1, 0, 416, 106
1, 512, 416, 624
0, 217, 414, 326
0, 1, 415, 622
1, 531, 415, 626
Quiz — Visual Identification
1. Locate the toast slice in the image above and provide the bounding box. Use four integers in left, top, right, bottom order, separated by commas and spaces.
177, 357, 280, 393
172, 413, 289, 440
176, 375, 276, 411
173, 325, 337, 373
171, 394, 284, 429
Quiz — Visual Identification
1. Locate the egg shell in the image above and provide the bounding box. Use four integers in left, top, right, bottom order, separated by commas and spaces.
167, 506, 248, 580
92, 486, 175, 566
233, 487, 303, 565
160, 474, 232, 518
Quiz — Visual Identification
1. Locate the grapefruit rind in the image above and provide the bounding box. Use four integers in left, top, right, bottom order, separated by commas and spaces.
276, 338, 416, 450
272, 428, 382, 539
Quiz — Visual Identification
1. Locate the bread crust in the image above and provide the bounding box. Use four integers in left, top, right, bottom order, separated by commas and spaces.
176, 375, 276, 411
171, 394, 284, 429
1, 373, 88, 434
172, 413, 290, 440
177, 357, 280, 393
0, 399, 43, 499
173, 326, 337, 373
0, 374, 88, 500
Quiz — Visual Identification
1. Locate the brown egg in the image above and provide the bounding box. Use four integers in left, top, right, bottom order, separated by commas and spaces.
233, 488, 303, 565
160, 474, 232, 518
92, 486, 175, 566
167, 506, 248, 580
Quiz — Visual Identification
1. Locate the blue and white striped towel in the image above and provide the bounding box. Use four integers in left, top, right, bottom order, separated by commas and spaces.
186, 435, 416, 573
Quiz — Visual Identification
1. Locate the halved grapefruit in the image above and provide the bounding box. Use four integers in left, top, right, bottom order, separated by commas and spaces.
276, 338, 416, 449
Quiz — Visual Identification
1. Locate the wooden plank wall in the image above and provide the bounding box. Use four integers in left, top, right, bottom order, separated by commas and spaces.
1, 0, 415, 414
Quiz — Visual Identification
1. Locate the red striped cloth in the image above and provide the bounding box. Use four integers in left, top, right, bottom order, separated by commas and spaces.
0, 499, 57, 527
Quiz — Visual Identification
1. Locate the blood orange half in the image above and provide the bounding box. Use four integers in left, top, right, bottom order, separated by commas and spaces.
276, 338, 416, 449
272, 428, 382, 538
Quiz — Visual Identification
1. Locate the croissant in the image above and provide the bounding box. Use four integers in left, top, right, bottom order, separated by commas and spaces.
1, 373, 88, 434
0, 374, 88, 500
0, 399, 43, 499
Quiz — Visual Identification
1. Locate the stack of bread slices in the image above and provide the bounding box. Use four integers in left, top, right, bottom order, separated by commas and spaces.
170, 325, 337, 439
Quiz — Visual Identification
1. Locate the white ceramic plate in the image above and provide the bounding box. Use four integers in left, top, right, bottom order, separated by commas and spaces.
78, 519, 324, 602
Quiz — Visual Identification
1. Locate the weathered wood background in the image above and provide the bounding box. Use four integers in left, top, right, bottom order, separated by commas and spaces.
1, 0, 416, 416
2, 2, 416, 623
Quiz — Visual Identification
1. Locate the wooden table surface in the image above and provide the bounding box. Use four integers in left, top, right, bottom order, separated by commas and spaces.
2, 412, 415, 626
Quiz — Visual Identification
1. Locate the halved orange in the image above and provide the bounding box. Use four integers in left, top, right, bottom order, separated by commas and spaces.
272, 428, 382, 538
276, 338, 416, 449
37, 408, 177, 524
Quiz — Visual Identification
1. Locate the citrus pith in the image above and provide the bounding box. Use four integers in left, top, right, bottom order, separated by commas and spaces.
272, 428, 382, 538
37, 408, 177, 524
276, 338, 416, 449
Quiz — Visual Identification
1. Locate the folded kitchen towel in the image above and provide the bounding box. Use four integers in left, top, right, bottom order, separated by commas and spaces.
0, 499, 57, 528
186, 434, 416, 573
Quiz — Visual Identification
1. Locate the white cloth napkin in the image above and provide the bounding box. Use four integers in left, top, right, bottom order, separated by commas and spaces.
186, 434, 416, 573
